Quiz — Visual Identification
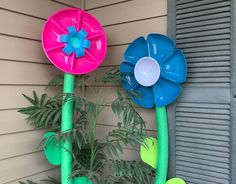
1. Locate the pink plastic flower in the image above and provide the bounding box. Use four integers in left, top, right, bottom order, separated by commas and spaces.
42, 8, 107, 75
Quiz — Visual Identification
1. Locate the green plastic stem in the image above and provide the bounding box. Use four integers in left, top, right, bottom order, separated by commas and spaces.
154, 106, 168, 184
61, 73, 75, 184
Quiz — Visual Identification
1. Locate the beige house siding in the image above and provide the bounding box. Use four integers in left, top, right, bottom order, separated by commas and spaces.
0, 0, 167, 183
0, 0, 80, 183
84, 0, 167, 160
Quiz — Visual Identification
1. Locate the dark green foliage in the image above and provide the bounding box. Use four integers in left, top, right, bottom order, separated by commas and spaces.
19, 177, 60, 184
98, 67, 120, 84
19, 180, 37, 184
18, 71, 154, 184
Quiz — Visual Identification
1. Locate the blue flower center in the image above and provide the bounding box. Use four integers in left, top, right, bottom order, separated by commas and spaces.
59, 26, 91, 58
69, 37, 82, 48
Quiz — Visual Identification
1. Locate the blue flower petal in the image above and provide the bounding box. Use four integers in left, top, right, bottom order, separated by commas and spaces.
75, 48, 85, 58
67, 26, 77, 36
124, 37, 148, 65
63, 44, 74, 55
59, 34, 69, 43
153, 78, 181, 107
147, 34, 175, 64
161, 49, 187, 83
130, 85, 155, 108
120, 62, 134, 74
82, 39, 91, 49
121, 74, 138, 90
77, 29, 88, 39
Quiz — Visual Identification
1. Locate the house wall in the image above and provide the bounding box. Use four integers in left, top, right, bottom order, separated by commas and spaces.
0, 0, 167, 183
0, 0, 80, 183
83, 0, 167, 160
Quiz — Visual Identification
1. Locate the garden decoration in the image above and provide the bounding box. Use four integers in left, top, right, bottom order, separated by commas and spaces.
41, 8, 107, 184
120, 34, 187, 184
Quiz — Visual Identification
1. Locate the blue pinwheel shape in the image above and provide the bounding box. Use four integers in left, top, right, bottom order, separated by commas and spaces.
59, 26, 91, 58
120, 34, 187, 108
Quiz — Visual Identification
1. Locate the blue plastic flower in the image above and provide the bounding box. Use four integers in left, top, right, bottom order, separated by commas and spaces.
59, 26, 91, 58
120, 34, 187, 108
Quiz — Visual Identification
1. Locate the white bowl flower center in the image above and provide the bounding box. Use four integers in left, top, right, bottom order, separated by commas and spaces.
134, 57, 160, 87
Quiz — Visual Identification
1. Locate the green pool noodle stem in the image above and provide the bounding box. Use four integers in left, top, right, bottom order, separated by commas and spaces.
61, 73, 75, 184
154, 106, 168, 184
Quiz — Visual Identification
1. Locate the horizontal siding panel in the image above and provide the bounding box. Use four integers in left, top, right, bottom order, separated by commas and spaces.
0, 86, 57, 110
0, 35, 48, 63
10, 168, 60, 184
0, 130, 44, 160
88, 0, 166, 26
103, 45, 127, 66
55, 0, 80, 7
0, 0, 70, 19
105, 16, 167, 45
0, 152, 55, 183
0, 9, 43, 40
0, 110, 34, 135
85, 0, 128, 9
0, 60, 58, 85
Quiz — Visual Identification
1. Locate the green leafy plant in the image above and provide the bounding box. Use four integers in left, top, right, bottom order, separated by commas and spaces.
19, 69, 154, 184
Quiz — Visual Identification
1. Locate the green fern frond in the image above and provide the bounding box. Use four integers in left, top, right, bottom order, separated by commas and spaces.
111, 91, 147, 133
98, 67, 121, 84
41, 176, 60, 184
106, 160, 154, 184
18, 92, 62, 130
19, 180, 37, 184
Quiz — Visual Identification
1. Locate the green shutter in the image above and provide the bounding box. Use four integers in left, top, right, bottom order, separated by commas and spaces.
167, 0, 236, 184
